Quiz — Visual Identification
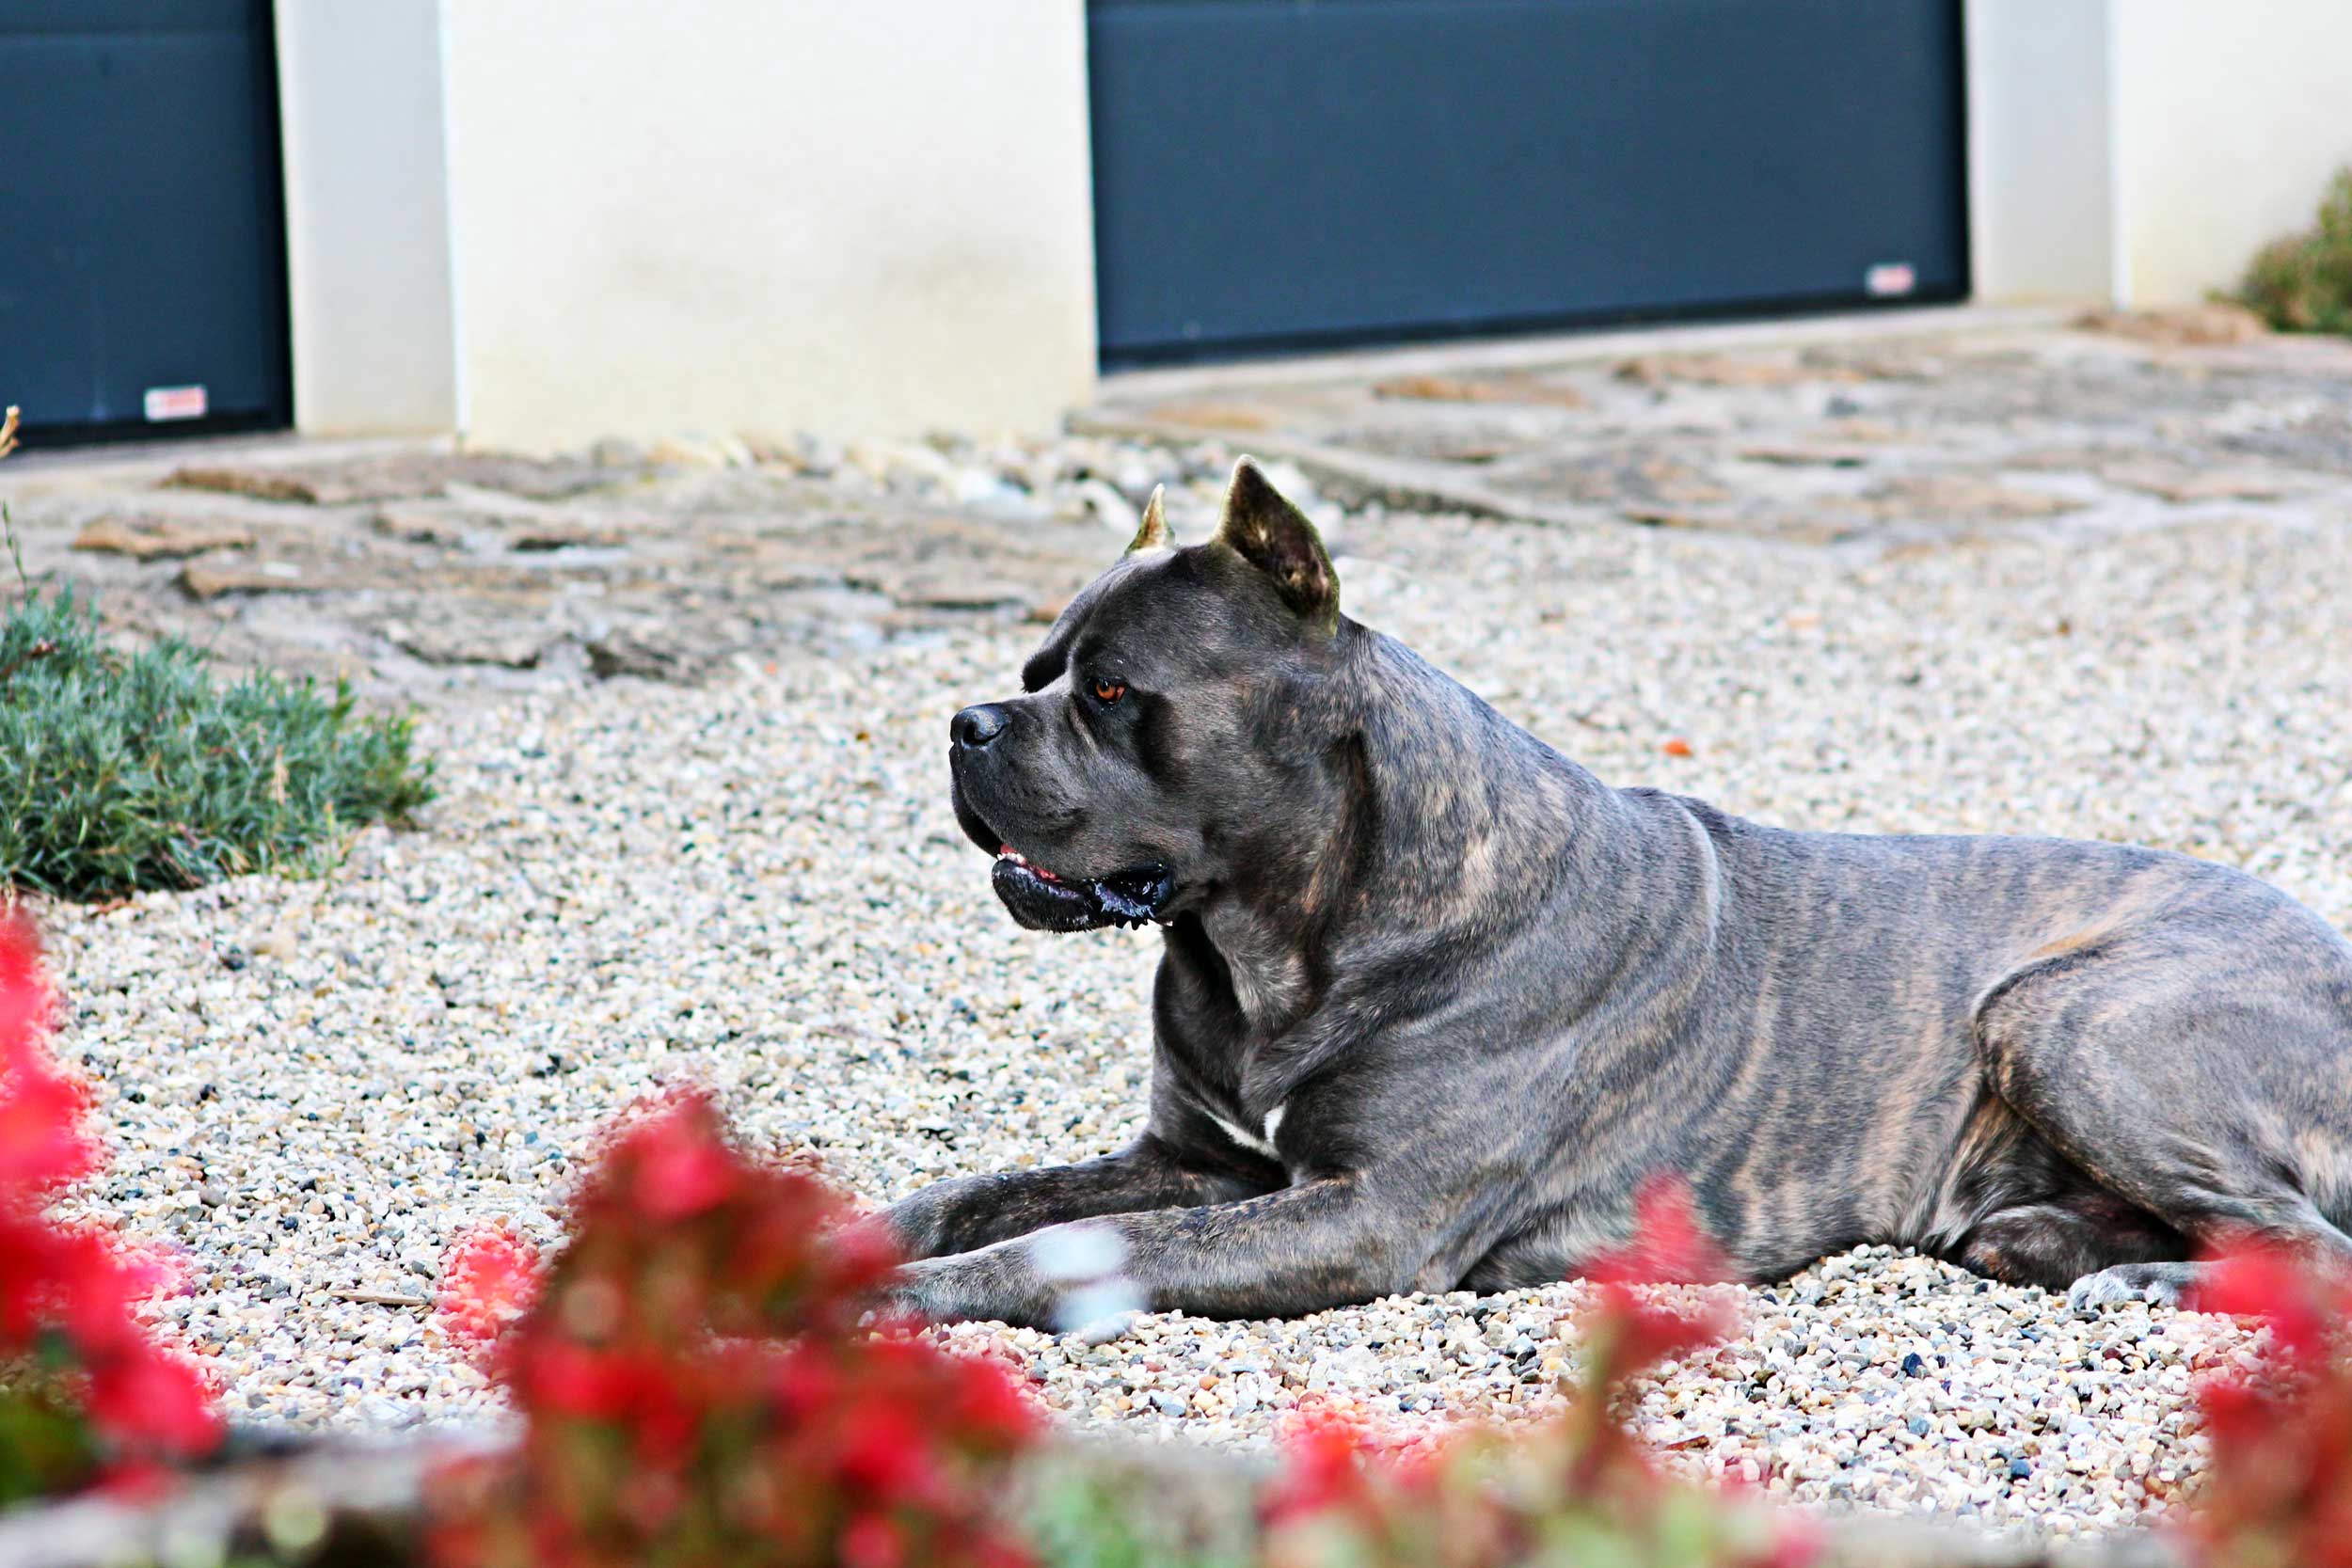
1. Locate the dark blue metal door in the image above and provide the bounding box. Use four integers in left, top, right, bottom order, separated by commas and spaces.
0, 0, 290, 439
1089, 0, 1968, 362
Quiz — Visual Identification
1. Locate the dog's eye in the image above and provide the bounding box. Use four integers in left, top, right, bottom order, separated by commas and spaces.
1090, 677, 1127, 705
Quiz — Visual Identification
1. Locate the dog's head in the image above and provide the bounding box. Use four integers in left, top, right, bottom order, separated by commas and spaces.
948, 457, 1344, 932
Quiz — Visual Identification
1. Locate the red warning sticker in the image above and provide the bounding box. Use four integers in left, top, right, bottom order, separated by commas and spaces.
143, 385, 209, 421
1865, 262, 1918, 298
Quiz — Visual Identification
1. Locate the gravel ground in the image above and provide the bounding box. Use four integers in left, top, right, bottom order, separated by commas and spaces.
43, 483, 2351, 1533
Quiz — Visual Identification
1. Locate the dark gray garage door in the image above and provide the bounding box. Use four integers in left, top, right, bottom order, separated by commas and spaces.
0, 0, 290, 440
1089, 0, 1968, 363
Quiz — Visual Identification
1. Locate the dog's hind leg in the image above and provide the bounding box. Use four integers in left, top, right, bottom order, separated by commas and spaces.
1954, 1190, 2186, 1294
1971, 910, 2352, 1310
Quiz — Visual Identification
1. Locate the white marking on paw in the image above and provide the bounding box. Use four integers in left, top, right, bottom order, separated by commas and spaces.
2068, 1275, 2129, 1312
1030, 1222, 1126, 1283
1053, 1279, 1145, 1342
2068, 1267, 2187, 1312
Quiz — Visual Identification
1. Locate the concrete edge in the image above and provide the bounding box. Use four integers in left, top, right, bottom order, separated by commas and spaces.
1095, 304, 2075, 405
0, 434, 458, 494
1066, 412, 1869, 564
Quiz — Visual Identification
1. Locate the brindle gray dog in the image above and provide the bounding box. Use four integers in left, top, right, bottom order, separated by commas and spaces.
879, 457, 2352, 1329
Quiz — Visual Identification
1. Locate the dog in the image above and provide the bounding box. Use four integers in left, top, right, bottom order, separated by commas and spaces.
878, 457, 2352, 1329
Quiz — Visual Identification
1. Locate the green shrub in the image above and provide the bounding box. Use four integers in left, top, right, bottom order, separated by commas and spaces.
2237, 167, 2352, 336
0, 585, 435, 899
0, 408, 433, 898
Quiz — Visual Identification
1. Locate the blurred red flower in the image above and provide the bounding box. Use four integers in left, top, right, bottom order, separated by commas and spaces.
1, 912, 221, 1499
2181, 1234, 2352, 1568
438, 1225, 543, 1349
428, 1087, 1036, 1568
1258, 1176, 1806, 1568
1582, 1174, 1734, 1288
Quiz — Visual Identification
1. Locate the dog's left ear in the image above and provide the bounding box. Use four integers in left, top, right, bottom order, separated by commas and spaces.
1214, 456, 1339, 630
1124, 484, 1172, 555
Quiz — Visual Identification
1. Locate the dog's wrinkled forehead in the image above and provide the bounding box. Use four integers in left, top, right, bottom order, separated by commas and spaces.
1020, 551, 1236, 694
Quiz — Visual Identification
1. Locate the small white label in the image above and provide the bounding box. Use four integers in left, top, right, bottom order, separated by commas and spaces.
144, 385, 208, 421
1865, 262, 1918, 298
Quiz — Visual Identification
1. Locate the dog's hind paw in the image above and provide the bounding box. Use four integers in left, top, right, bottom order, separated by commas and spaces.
2067, 1261, 2201, 1312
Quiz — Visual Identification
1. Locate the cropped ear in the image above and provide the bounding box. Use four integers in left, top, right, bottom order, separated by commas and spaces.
1124, 484, 1171, 555
1213, 456, 1339, 629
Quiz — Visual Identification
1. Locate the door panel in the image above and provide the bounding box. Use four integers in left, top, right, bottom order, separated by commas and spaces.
1089, 0, 1968, 361
0, 0, 291, 437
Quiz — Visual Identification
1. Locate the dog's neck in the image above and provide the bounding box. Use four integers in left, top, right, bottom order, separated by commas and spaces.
1186, 626, 1623, 1038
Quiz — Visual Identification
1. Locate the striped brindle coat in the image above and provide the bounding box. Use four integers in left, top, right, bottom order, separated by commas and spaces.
879, 459, 2352, 1328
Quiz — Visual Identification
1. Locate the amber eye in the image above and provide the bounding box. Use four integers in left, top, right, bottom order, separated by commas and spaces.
1090, 676, 1128, 705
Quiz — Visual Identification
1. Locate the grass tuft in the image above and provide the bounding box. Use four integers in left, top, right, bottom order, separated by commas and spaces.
0, 404, 435, 900
2237, 167, 2352, 336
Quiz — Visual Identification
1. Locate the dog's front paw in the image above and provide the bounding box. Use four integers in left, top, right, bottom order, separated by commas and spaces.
869, 1255, 948, 1323
1030, 1223, 1144, 1343
867, 1249, 1041, 1329
875, 1175, 991, 1262
868, 1233, 1137, 1335
2068, 1262, 2198, 1312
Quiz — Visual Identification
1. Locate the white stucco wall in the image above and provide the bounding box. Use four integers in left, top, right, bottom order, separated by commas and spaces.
1965, 0, 2352, 309
272, 4, 458, 435
1963, 0, 2116, 304
271, 3, 2349, 438
2108, 1, 2352, 307
436, 1, 1099, 451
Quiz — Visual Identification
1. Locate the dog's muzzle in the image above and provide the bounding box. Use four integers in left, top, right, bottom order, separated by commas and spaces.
949, 705, 1172, 932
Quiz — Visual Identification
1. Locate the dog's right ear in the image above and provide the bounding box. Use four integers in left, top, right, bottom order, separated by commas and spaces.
1214, 456, 1339, 631
1123, 484, 1172, 556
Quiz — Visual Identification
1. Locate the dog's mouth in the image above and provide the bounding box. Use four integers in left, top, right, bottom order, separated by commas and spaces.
992, 844, 1173, 932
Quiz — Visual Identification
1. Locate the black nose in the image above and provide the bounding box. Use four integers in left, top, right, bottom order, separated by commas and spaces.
951, 704, 1010, 750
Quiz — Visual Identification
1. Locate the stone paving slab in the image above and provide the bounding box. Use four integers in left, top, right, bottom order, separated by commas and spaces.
3, 306, 2348, 705
0, 441, 1172, 701
1089, 304, 2352, 553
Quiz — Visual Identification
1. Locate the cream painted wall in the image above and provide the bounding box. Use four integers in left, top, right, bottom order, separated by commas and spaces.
270, 3, 2348, 438
1963, 0, 2116, 304
2108, 1, 2352, 307
272, 4, 458, 435
437, 1, 1099, 451
1963, 0, 2352, 308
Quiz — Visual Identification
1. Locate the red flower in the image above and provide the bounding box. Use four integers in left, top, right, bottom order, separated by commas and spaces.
428, 1090, 1036, 1568
613, 1094, 739, 1221
32, 1226, 177, 1348
2194, 1374, 2271, 1448
0, 918, 222, 1489
836, 1403, 941, 1503
767, 1341, 841, 1419
437, 1226, 544, 1349
2189, 1235, 2340, 1357
0, 917, 87, 1196
2177, 1236, 2352, 1568
946, 1351, 1040, 1443
1582, 1175, 1733, 1287
81, 1342, 223, 1456
839, 1513, 905, 1568
1597, 1280, 1737, 1375
827, 1212, 910, 1290
0, 912, 50, 1049
0, 1060, 97, 1190
518, 1340, 659, 1423
1264, 1401, 1377, 1524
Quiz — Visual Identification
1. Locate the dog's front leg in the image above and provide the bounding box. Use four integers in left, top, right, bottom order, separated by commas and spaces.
878, 1133, 1269, 1260
889, 1175, 1414, 1328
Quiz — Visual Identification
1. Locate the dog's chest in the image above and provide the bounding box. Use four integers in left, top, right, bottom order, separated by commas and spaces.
1204, 1101, 1288, 1161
